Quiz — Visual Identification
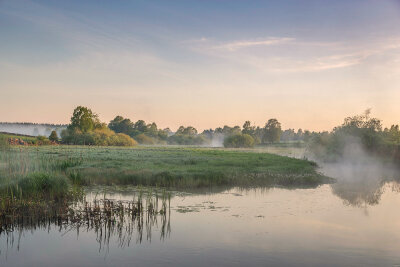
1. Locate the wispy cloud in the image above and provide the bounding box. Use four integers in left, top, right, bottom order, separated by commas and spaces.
213, 37, 294, 51
186, 35, 400, 73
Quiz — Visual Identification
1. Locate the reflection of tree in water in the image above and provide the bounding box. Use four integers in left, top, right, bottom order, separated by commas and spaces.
0, 197, 171, 253
331, 179, 387, 206
321, 159, 400, 207
329, 170, 400, 207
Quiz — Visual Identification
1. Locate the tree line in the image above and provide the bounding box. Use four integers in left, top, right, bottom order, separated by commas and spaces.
30, 106, 400, 156
57, 106, 292, 147
307, 109, 400, 162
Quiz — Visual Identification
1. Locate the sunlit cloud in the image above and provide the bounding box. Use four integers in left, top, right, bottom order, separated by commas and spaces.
213, 37, 295, 51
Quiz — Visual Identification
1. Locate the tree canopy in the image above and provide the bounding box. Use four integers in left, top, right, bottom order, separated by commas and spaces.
262, 119, 282, 143
68, 106, 101, 133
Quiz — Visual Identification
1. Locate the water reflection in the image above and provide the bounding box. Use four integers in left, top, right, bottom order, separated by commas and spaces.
1, 181, 400, 266
322, 161, 400, 206
1, 196, 171, 253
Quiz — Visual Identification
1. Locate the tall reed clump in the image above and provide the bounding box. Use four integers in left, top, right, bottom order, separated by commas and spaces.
0, 147, 84, 215
1, 194, 171, 247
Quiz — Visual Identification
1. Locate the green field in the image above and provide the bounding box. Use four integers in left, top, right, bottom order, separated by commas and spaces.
1, 145, 330, 189
0, 132, 37, 143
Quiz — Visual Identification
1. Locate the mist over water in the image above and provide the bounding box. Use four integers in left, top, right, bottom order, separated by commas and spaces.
314, 140, 400, 206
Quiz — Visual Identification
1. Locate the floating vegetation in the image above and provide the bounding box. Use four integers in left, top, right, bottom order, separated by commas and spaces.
175, 206, 200, 213
174, 201, 230, 213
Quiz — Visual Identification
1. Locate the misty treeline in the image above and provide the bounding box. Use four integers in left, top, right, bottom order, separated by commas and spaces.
3, 107, 399, 159
59, 106, 291, 147
307, 109, 400, 162
0, 122, 66, 137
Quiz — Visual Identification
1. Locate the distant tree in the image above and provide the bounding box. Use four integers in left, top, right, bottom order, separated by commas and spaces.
387, 125, 400, 144
109, 116, 134, 134
68, 106, 100, 133
242, 121, 255, 135
295, 129, 304, 141
262, 119, 282, 144
337, 109, 382, 149
147, 122, 158, 137
201, 129, 214, 139
281, 129, 295, 142
303, 130, 311, 142
176, 126, 197, 136
134, 120, 148, 133
157, 129, 169, 140
49, 130, 59, 142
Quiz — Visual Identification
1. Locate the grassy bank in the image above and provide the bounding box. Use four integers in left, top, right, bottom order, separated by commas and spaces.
1, 145, 331, 191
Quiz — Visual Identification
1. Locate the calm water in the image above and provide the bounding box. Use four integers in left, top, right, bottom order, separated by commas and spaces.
1, 177, 400, 266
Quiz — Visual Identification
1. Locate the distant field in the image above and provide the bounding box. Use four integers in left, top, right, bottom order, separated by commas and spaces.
0, 132, 37, 142
2, 145, 330, 189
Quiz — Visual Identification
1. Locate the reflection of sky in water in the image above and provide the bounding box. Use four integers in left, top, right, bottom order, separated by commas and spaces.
1, 183, 400, 266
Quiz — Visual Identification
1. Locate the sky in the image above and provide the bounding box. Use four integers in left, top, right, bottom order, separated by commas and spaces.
0, 0, 400, 131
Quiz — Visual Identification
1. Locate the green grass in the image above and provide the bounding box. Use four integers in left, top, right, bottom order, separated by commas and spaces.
0, 132, 37, 143
1, 145, 331, 190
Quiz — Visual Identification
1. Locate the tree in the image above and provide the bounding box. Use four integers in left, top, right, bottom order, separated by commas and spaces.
147, 122, 158, 137
242, 121, 255, 135
176, 126, 197, 136
134, 120, 148, 133
262, 118, 282, 144
49, 130, 59, 142
109, 116, 133, 134
387, 125, 400, 144
68, 106, 99, 133
337, 109, 383, 150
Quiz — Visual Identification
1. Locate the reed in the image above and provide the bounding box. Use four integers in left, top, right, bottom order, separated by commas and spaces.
1, 195, 171, 250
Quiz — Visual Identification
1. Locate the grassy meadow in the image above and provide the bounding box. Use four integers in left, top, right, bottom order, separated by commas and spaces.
0, 145, 329, 191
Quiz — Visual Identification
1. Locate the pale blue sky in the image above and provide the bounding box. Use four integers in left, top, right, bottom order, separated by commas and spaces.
1, 0, 400, 131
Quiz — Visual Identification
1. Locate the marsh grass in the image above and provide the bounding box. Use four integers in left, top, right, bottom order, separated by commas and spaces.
1, 193, 171, 250
0, 146, 85, 211
53, 145, 331, 188
1, 145, 330, 189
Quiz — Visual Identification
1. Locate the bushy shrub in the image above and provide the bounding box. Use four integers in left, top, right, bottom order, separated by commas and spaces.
36, 135, 52, 145
112, 133, 137, 146
134, 133, 156, 144
223, 133, 255, 148
61, 127, 137, 146
49, 130, 59, 142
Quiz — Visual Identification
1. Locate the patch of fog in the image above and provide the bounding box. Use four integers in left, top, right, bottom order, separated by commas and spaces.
0, 124, 66, 137
316, 139, 400, 207
210, 133, 225, 147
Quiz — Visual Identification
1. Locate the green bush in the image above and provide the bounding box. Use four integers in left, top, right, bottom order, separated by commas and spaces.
61, 127, 137, 146
134, 133, 156, 144
224, 133, 255, 148
49, 130, 59, 142
36, 135, 52, 145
